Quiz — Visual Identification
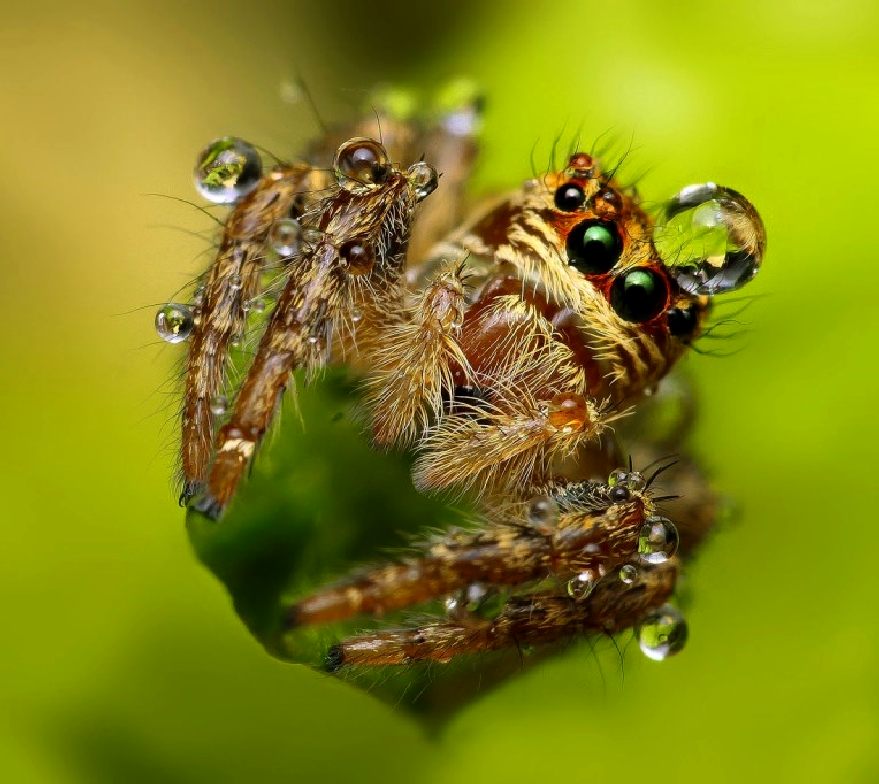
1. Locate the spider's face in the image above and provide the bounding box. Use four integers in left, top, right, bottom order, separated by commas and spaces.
463, 152, 764, 401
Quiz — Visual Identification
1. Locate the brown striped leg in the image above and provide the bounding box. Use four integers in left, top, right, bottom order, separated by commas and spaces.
324, 560, 677, 670
285, 481, 654, 627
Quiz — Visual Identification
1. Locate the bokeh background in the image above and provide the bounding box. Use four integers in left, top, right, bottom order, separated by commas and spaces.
1, 0, 878, 781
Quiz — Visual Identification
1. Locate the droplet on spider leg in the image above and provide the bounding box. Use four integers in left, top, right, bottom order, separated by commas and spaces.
155, 303, 194, 343
637, 604, 688, 660
350, 307, 363, 324
619, 563, 638, 585
210, 395, 228, 416
406, 161, 439, 200
229, 273, 242, 291
334, 137, 390, 192
269, 218, 301, 258
656, 182, 766, 295
638, 516, 679, 564
193, 284, 206, 308
340, 240, 375, 277
567, 572, 594, 600
194, 137, 262, 204
249, 297, 266, 314
527, 494, 559, 531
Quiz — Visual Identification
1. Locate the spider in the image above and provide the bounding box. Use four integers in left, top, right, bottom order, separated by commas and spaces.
157, 84, 765, 673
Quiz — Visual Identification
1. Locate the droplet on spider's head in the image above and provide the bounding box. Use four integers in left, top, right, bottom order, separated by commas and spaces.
655, 182, 766, 295
619, 563, 638, 585
608, 469, 645, 491
155, 303, 194, 344
638, 516, 679, 564
194, 137, 262, 204
637, 604, 688, 661
527, 494, 558, 530
334, 137, 390, 192
210, 395, 228, 416
340, 239, 375, 276
269, 218, 301, 258
566, 572, 594, 600
407, 161, 439, 200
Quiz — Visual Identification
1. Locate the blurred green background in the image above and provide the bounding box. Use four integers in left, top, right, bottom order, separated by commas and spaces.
1, 0, 878, 781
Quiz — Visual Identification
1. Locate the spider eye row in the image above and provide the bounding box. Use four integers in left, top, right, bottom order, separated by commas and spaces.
563, 214, 671, 324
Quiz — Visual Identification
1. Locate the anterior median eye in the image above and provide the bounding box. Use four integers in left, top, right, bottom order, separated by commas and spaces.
566, 220, 621, 274
609, 268, 670, 322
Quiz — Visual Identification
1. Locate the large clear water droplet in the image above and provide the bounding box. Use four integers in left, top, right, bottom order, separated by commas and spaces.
566, 572, 594, 601
619, 563, 638, 585
638, 516, 679, 564
194, 137, 262, 204
655, 183, 766, 295
155, 303, 194, 344
270, 218, 301, 258
637, 604, 688, 661
334, 137, 390, 192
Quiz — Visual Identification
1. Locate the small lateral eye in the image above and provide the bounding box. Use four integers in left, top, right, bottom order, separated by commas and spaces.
609, 268, 670, 323
554, 182, 586, 211
566, 220, 621, 274
667, 303, 699, 340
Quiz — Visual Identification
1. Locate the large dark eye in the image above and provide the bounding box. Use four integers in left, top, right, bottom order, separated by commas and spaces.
554, 182, 586, 211
610, 268, 670, 322
566, 220, 621, 274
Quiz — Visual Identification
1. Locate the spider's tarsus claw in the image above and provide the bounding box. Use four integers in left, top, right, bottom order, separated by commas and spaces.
324, 644, 345, 673
178, 481, 204, 507
189, 493, 224, 521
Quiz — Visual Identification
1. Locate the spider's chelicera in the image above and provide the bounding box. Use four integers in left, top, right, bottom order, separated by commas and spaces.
157, 88, 766, 671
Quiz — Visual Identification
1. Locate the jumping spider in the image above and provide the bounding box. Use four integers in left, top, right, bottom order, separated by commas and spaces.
157, 85, 765, 675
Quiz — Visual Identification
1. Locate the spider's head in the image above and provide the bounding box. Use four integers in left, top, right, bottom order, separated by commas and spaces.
522, 153, 766, 400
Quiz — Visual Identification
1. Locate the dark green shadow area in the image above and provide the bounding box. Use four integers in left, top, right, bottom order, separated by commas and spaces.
185, 369, 559, 722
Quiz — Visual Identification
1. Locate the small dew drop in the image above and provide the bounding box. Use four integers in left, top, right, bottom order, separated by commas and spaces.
638, 516, 680, 565
230, 273, 242, 291
637, 604, 688, 661
566, 572, 594, 601
527, 495, 558, 530
194, 137, 262, 204
350, 307, 363, 324
269, 218, 301, 258
249, 297, 266, 314
619, 564, 638, 585
155, 303, 194, 344
210, 395, 228, 416
407, 160, 439, 200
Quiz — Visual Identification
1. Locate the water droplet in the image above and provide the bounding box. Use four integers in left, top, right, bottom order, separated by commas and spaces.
334, 137, 390, 192
608, 469, 645, 491
230, 331, 243, 349
229, 273, 242, 291
155, 303, 194, 344
637, 604, 688, 661
250, 297, 266, 314
193, 285, 206, 307
567, 572, 594, 601
340, 240, 375, 276
444, 594, 460, 616
194, 137, 262, 204
269, 218, 301, 258
619, 564, 638, 585
350, 307, 363, 324
527, 495, 558, 530
210, 395, 228, 416
307, 334, 320, 345
301, 227, 324, 246
407, 161, 438, 200
638, 516, 679, 564
656, 182, 766, 295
